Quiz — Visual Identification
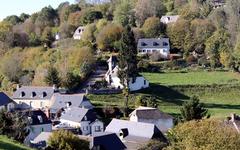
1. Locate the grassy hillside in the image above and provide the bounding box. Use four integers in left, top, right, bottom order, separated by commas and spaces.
88, 71, 240, 118
0, 135, 32, 150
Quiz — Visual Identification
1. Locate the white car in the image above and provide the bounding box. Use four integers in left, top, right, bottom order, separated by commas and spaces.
55, 122, 68, 128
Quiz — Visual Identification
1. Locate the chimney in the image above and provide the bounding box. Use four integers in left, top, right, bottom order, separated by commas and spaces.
16, 84, 20, 90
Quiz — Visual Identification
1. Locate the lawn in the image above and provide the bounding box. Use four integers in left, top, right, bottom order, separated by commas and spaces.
0, 135, 32, 150
88, 71, 240, 119
141, 71, 240, 86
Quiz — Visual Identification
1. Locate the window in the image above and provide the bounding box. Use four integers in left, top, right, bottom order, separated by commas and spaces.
42, 92, 47, 98
163, 42, 168, 46
41, 128, 44, 132
144, 80, 146, 85
95, 126, 101, 132
20, 92, 25, 98
31, 92, 36, 98
141, 42, 147, 46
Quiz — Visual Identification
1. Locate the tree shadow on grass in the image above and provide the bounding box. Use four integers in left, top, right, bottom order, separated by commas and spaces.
205, 103, 240, 110
0, 140, 30, 150
135, 83, 190, 106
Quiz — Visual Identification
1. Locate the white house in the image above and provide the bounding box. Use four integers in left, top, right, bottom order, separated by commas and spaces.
24, 110, 52, 145
129, 106, 173, 133
105, 56, 149, 91
55, 33, 60, 41
160, 15, 179, 24
12, 86, 57, 110
137, 38, 170, 59
0, 92, 15, 111
60, 107, 104, 135
73, 26, 85, 40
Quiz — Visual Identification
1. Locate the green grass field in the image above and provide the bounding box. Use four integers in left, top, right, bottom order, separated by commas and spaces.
88, 71, 240, 118
0, 136, 32, 150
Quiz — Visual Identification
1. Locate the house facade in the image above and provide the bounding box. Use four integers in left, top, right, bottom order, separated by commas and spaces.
60, 107, 104, 135
160, 15, 179, 24
137, 38, 170, 59
105, 56, 149, 91
24, 110, 52, 145
129, 106, 173, 133
12, 86, 56, 110
73, 26, 85, 40
0, 92, 15, 111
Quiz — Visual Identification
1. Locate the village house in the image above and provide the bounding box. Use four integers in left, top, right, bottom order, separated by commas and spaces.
49, 93, 94, 118
129, 106, 173, 133
73, 26, 85, 40
137, 38, 170, 59
0, 92, 15, 111
60, 107, 104, 135
211, 0, 225, 9
105, 56, 149, 91
24, 109, 52, 145
105, 119, 167, 150
160, 15, 179, 24
12, 86, 57, 110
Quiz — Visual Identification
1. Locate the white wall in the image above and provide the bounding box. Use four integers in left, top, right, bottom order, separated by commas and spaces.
129, 77, 149, 91
14, 99, 51, 109
25, 124, 52, 145
91, 120, 104, 135
130, 115, 173, 133
60, 119, 81, 128
80, 121, 91, 135
138, 48, 170, 59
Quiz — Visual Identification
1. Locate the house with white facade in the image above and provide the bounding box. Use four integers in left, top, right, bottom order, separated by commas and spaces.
24, 110, 52, 145
0, 92, 15, 111
60, 107, 104, 135
12, 86, 57, 110
73, 26, 85, 40
137, 38, 170, 59
105, 56, 149, 91
129, 106, 173, 133
160, 15, 179, 24
50, 93, 94, 117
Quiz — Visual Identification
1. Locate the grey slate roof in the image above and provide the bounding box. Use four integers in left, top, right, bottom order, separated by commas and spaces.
91, 132, 126, 150
50, 93, 91, 113
130, 106, 173, 120
12, 86, 55, 100
0, 92, 13, 106
61, 107, 96, 123
137, 38, 169, 49
105, 119, 163, 139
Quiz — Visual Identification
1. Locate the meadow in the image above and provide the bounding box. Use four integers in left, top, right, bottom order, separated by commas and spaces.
0, 136, 32, 150
88, 71, 240, 118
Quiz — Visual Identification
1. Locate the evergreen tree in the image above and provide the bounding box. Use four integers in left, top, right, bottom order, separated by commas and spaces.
118, 25, 138, 116
44, 66, 61, 87
180, 95, 209, 121
62, 71, 81, 92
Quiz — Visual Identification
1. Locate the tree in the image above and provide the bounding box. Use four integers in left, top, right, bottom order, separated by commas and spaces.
81, 9, 103, 25
44, 66, 61, 87
142, 17, 165, 38
47, 130, 89, 150
135, 0, 166, 26
96, 23, 123, 51
62, 71, 81, 92
41, 27, 54, 47
3, 15, 22, 25
19, 13, 30, 22
180, 95, 208, 121
0, 109, 29, 143
166, 119, 240, 150
59, 22, 75, 39
138, 139, 168, 150
113, 0, 135, 26
118, 26, 138, 116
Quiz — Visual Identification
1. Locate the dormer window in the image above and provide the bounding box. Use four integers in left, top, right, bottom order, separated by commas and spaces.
20, 92, 25, 98
37, 115, 43, 123
163, 42, 168, 46
28, 117, 33, 124
31, 92, 36, 98
153, 42, 159, 46
42, 92, 47, 98
141, 42, 147, 46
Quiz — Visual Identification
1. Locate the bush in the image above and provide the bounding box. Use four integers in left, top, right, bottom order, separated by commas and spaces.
47, 130, 89, 150
149, 51, 162, 62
